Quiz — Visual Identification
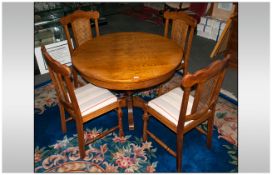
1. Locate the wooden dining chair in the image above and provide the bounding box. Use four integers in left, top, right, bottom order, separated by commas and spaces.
60, 10, 100, 88
41, 45, 124, 159
143, 55, 230, 172
210, 11, 238, 68
164, 11, 197, 75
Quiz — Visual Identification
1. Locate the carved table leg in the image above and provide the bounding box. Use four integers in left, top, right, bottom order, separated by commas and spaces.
126, 91, 134, 130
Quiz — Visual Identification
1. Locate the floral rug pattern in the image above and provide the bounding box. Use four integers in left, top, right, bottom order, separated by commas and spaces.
35, 128, 157, 173
35, 73, 237, 146
35, 83, 58, 115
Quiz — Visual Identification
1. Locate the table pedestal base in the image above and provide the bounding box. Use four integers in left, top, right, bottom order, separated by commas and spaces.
127, 91, 134, 130
119, 92, 146, 130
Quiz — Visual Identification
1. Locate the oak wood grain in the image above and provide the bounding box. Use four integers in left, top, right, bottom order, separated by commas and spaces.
72, 32, 183, 90
60, 10, 100, 88
164, 11, 197, 74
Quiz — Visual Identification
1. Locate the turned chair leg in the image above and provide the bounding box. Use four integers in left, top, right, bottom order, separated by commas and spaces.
207, 116, 214, 149
117, 106, 124, 137
76, 121, 86, 159
59, 104, 67, 133
142, 111, 149, 142
176, 135, 184, 172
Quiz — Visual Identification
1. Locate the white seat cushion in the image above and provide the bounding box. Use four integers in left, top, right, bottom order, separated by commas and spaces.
74, 83, 117, 116
148, 87, 194, 126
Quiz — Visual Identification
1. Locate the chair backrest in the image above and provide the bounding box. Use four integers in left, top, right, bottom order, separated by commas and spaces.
164, 11, 197, 74
41, 45, 81, 118
60, 10, 100, 55
178, 55, 230, 127
210, 13, 237, 58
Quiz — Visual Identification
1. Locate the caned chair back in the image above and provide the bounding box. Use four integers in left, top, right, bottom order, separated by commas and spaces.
178, 55, 230, 128
41, 46, 81, 118
164, 11, 197, 74
60, 10, 100, 55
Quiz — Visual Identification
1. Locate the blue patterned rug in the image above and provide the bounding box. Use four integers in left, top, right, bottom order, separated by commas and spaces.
34, 74, 238, 172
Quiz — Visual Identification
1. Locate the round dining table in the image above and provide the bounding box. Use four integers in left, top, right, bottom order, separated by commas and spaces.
72, 32, 183, 130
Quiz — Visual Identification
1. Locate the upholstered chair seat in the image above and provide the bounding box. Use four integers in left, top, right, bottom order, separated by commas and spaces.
74, 83, 118, 116
148, 87, 194, 126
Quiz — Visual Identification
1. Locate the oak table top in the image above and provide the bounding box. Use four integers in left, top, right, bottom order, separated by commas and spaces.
72, 32, 183, 130
72, 32, 183, 91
